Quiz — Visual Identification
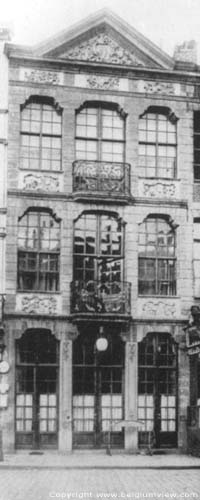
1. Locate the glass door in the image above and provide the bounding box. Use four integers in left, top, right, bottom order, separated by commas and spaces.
73, 329, 124, 448
15, 330, 59, 449
138, 332, 177, 448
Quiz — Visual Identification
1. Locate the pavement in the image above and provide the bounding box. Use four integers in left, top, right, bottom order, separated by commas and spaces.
0, 452, 200, 500
0, 450, 200, 469
0, 464, 200, 500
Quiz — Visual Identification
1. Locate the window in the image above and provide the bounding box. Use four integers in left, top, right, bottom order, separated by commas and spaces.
20, 97, 62, 171
18, 210, 60, 291
194, 112, 200, 180
74, 212, 124, 284
75, 104, 125, 162
138, 217, 176, 296
193, 220, 200, 296
139, 109, 177, 178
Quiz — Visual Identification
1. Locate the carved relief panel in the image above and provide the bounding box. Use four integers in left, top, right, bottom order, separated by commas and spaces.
74, 74, 129, 91
137, 298, 180, 319
18, 172, 63, 193
19, 68, 64, 85
138, 80, 194, 97
16, 294, 62, 315
62, 33, 144, 66
138, 179, 180, 199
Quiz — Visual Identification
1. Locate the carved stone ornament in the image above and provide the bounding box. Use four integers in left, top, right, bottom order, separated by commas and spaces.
143, 182, 176, 198
22, 174, 60, 192
142, 301, 176, 318
63, 340, 71, 360
86, 75, 119, 90
20, 295, 57, 315
143, 81, 175, 95
128, 343, 136, 361
63, 33, 144, 66
20, 68, 63, 85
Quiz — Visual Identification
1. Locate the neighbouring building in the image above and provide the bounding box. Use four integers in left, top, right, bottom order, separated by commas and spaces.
1, 10, 200, 453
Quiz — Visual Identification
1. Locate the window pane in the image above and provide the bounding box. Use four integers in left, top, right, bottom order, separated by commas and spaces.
20, 101, 62, 172
18, 211, 60, 291
138, 218, 176, 296
76, 106, 124, 162
139, 112, 176, 178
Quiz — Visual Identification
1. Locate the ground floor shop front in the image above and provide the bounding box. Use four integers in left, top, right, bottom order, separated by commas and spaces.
2, 316, 190, 453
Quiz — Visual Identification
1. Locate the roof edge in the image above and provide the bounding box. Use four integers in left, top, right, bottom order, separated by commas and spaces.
31, 9, 173, 69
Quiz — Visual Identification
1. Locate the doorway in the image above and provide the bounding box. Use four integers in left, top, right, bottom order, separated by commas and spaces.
73, 329, 124, 448
15, 329, 59, 449
138, 332, 178, 448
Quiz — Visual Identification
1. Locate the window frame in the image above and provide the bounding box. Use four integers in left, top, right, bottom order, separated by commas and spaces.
20, 97, 63, 172
138, 217, 176, 297
73, 211, 125, 284
17, 209, 61, 292
193, 219, 200, 297
75, 103, 126, 163
194, 111, 200, 181
138, 108, 177, 179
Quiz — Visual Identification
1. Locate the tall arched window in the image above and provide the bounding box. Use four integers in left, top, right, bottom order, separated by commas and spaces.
75, 103, 125, 162
20, 97, 62, 171
139, 108, 177, 178
72, 212, 130, 314
18, 209, 60, 291
138, 217, 176, 296
74, 212, 124, 284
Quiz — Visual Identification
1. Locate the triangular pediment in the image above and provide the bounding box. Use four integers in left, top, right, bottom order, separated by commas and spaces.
60, 32, 145, 67
34, 10, 173, 70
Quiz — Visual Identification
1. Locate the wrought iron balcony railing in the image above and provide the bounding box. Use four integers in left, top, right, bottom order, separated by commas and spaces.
71, 280, 131, 315
187, 405, 200, 427
73, 160, 131, 197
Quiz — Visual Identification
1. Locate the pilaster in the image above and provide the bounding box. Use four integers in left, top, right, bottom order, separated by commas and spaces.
123, 324, 138, 452
58, 323, 79, 452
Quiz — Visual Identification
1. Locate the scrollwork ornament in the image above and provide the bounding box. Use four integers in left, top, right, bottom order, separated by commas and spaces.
129, 343, 136, 361
63, 33, 144, 66
63, 341, 71, 360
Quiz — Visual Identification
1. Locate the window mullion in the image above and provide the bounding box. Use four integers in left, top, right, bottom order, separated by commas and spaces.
98, 107, 102, 162
97, 215, 100, 282
39, 104, 43, 170
37, 213, 40, 290
36, 252, 40, 291
155, 114, 159, 177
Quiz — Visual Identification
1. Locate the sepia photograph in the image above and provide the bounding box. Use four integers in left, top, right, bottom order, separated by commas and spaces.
0, 0, 199, 498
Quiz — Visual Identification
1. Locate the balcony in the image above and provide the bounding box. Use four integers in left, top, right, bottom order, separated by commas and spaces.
70, 280, 131, 317
72, 160, 131, 203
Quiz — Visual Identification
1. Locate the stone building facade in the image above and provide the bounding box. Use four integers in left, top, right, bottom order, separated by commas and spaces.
1, 10, 200, 453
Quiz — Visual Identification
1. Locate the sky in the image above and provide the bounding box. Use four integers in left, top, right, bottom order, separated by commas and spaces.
1, 0, 200, 61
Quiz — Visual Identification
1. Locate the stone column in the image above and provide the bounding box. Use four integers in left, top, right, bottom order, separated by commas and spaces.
123, 326, 138, 452
58, 324, 79, 453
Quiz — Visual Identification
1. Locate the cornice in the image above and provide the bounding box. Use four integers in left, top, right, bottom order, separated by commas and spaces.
7, 189, 189, 208
7, 53, 200, 81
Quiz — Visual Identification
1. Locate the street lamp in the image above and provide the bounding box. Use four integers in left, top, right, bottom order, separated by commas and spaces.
96, 326, 108, 352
